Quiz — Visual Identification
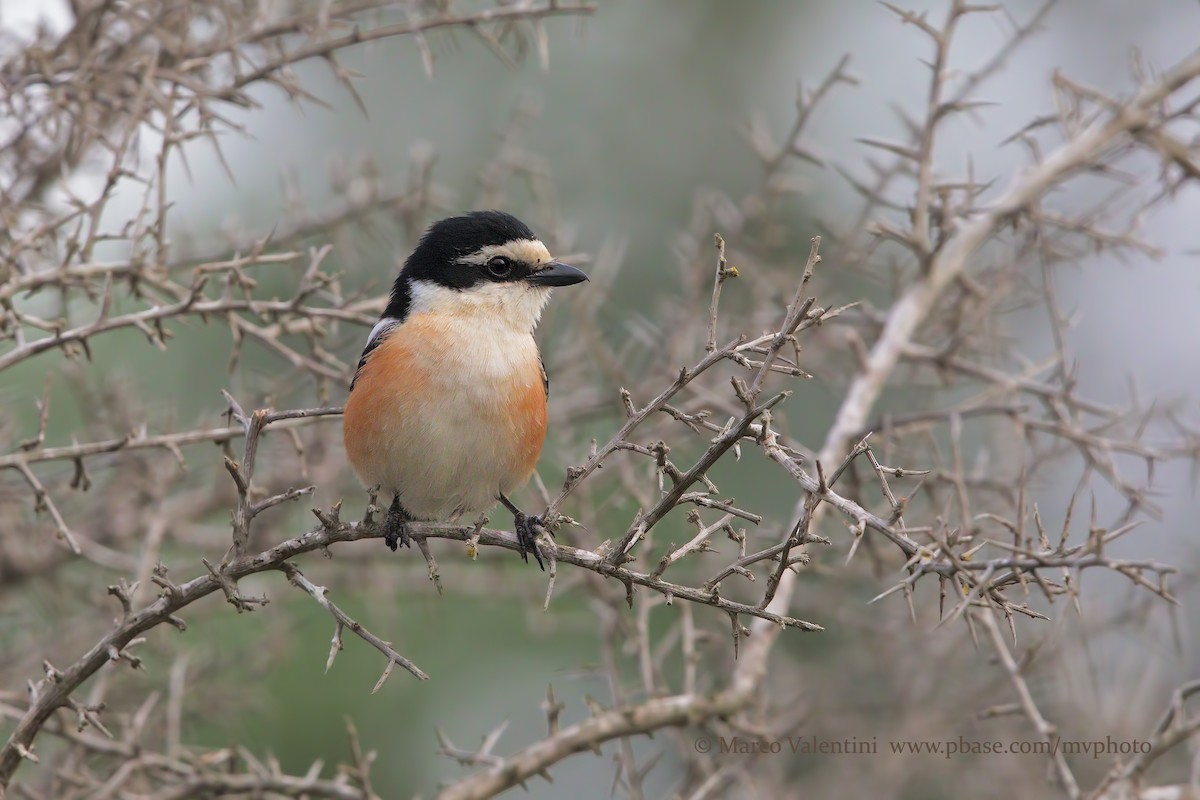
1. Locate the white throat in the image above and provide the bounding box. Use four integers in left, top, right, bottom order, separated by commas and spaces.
407, 278, 552, 333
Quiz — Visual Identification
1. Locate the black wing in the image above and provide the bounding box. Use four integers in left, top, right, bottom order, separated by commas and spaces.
540, 355, 549, 399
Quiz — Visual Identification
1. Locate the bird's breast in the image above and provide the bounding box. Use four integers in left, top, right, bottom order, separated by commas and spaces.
343, 311, 548, 519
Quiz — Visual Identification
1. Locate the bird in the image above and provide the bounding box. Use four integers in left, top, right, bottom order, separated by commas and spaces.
342, 210, 588, 569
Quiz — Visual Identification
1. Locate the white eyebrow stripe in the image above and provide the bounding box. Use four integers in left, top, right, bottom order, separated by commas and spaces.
455, 239, 552, 266
364, 317, 399, 349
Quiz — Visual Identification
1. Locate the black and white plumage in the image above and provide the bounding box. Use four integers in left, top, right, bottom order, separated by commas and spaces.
342, 211, 587, 566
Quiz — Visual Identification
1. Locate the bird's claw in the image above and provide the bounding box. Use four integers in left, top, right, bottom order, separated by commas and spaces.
513, 512, 546, 571
384, 496, 412, 552
383, 522, 411, 552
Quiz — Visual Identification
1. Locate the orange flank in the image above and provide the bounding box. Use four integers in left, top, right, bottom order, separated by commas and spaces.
509, 362, 548, 482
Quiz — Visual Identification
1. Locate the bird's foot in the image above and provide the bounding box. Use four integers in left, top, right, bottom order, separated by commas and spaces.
512, 511, 546, 571
383, 495, 412, 552
498, 493, 550, 569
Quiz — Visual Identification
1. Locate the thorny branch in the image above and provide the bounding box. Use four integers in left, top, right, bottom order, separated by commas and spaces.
4, 1, 1200, 799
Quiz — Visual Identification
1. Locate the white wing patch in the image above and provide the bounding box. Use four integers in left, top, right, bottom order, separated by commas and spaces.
350, 317, 400, 391
366, 317, 400, 349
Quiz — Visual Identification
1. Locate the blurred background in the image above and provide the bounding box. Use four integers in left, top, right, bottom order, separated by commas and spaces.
2, 1, 1199, 797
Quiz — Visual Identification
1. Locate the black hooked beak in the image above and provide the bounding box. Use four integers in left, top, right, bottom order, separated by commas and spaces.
527, 260, 588, 287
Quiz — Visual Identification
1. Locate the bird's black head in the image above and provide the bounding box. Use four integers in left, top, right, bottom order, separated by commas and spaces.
382, 210, 587, 322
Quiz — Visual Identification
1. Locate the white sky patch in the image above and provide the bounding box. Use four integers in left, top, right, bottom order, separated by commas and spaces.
0, 0, 71, 39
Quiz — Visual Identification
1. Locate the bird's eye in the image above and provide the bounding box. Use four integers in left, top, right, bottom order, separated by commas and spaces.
486, 256, 513, 278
